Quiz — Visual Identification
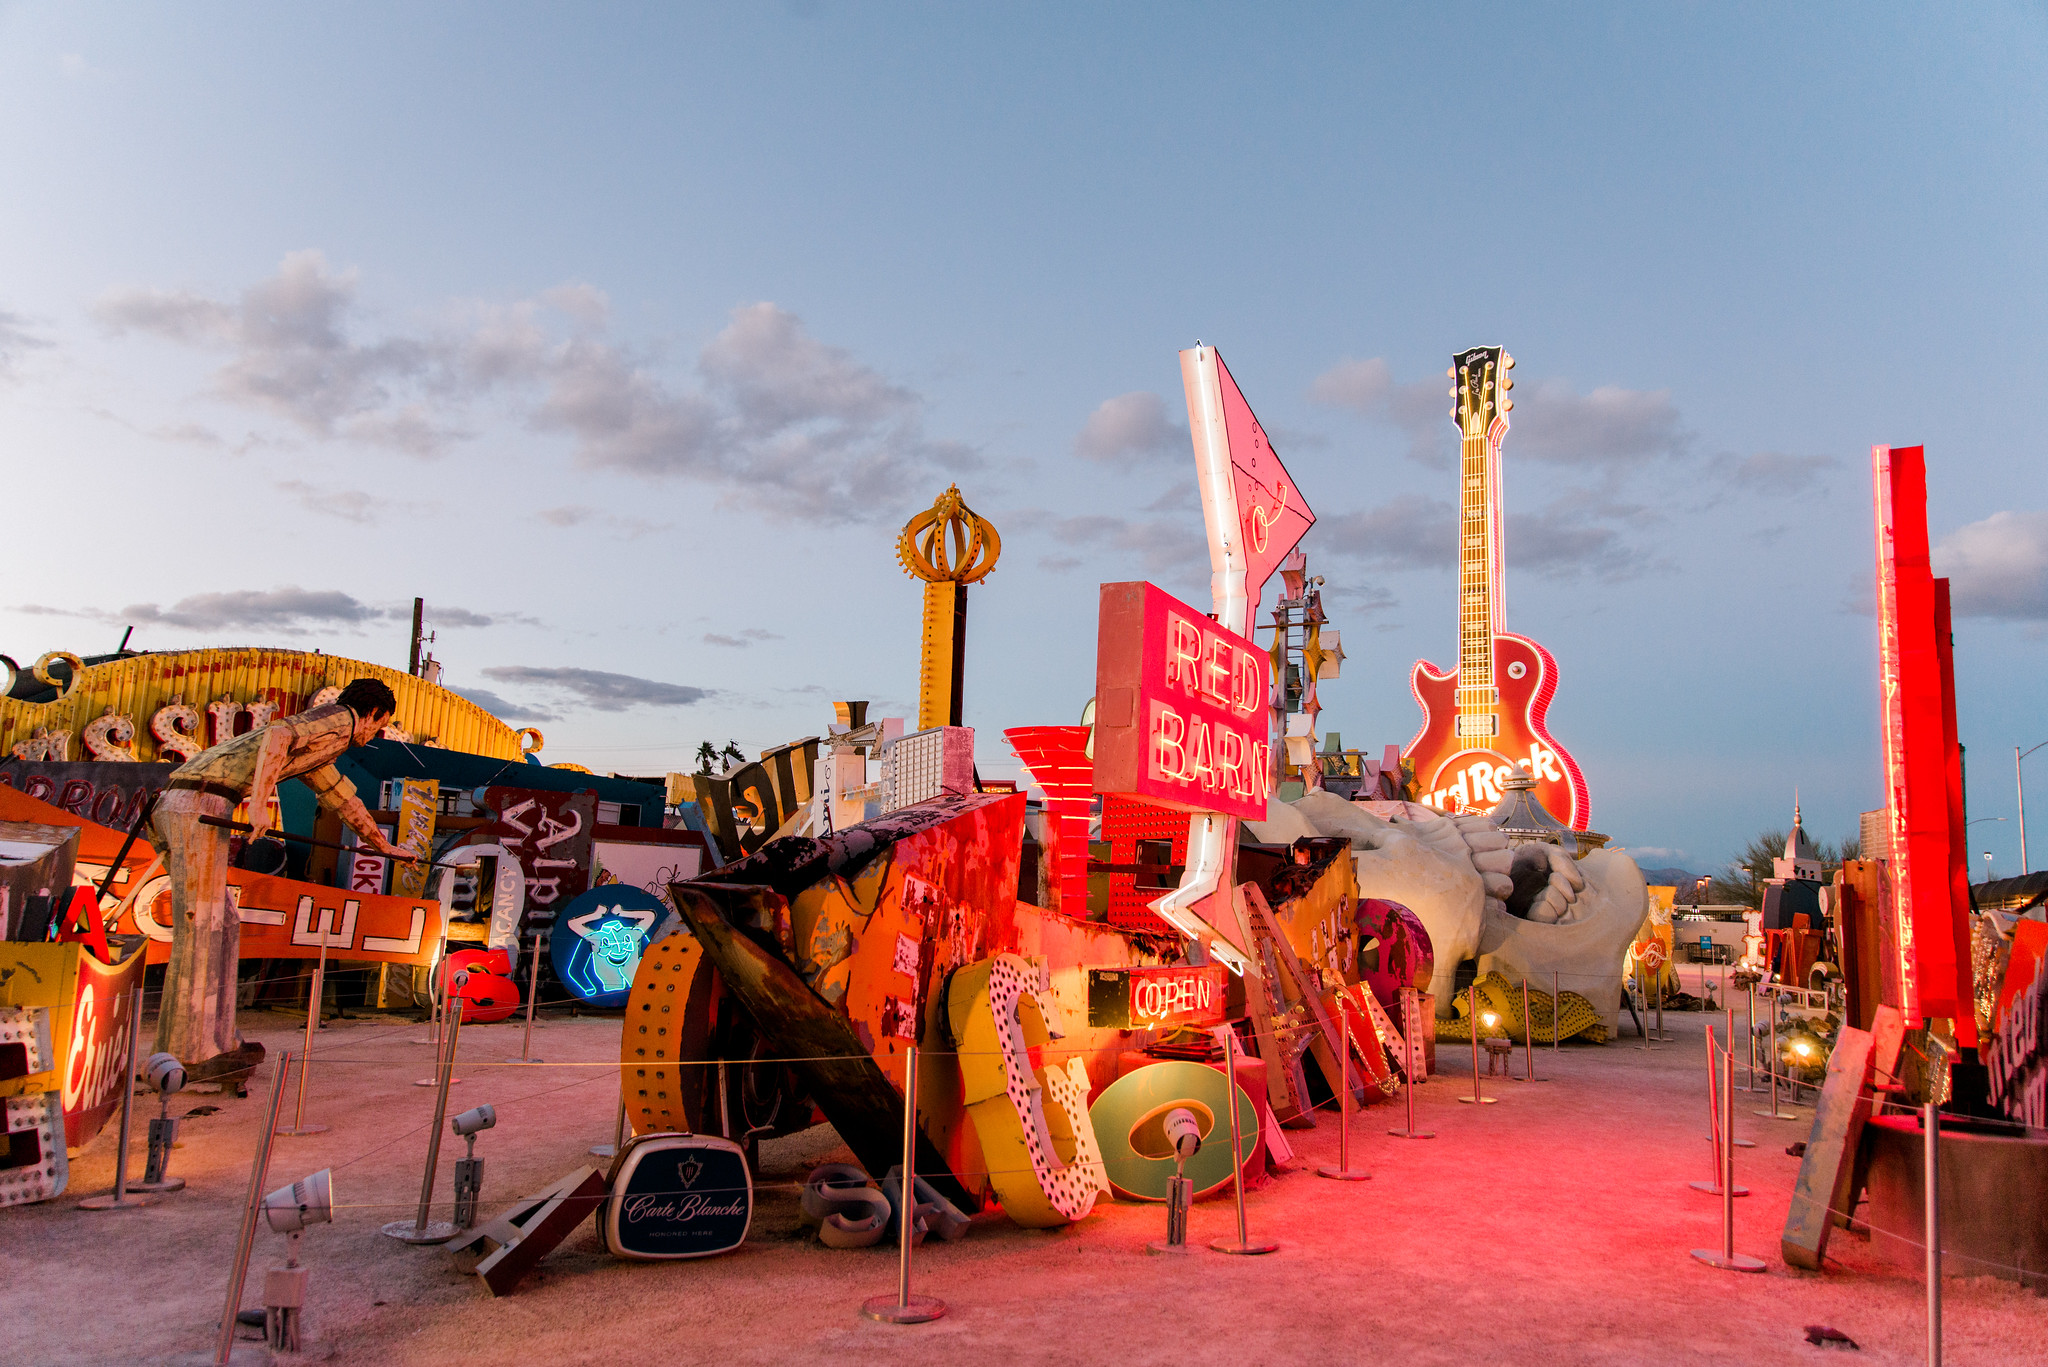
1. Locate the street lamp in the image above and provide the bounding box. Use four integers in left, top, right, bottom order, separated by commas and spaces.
2019, 743, 2048, 875
1968, 817, 2006, 884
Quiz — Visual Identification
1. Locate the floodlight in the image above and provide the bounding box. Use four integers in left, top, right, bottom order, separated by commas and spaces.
145, 1052, 186, 1096
1161, 1107, 1202, 1162
451, 1104, 496, 1139
262, 1169, 334, 1235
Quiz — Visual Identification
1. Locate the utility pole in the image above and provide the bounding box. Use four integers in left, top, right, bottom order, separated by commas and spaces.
408, 598, 425, 677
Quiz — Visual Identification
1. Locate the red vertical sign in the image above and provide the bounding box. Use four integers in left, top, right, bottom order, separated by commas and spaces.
1872, 445, 1968, 1031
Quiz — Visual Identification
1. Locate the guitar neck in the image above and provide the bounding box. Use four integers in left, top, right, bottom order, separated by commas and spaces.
1456, 428, 1501, 721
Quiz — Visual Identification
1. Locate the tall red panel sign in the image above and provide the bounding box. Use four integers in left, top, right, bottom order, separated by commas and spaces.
1872, 445, 1971, 1035
1092, 581, 1269, 821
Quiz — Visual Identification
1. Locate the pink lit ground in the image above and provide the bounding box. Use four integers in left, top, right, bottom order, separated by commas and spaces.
12, 978, 2045, 1366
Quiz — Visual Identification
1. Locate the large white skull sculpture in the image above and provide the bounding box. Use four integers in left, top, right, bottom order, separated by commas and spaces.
1269, 792, 1646, 1036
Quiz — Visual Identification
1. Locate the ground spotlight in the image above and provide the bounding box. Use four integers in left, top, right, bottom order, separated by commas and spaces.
451, 1104, 496, 1230
258, 1168, 333, 1353
132, 1052, 188, 1194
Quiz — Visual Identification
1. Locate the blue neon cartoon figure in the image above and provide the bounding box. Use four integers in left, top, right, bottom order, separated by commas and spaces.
551, 886, 671, 1008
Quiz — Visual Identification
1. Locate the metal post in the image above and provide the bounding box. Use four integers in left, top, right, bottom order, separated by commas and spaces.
214, 1049, 292, 1364
1457, 983, 1495, 1104
1210, 1025, 1278, 1253
862, 1045, 944, 1320
506, 934, 544, 1065
413, 929, 447, 1045
1926, 1099, 1942, 1366
1690, 1030, 1765, 1273
277, 939, 330, 1136
591, 1088, 627, 1159
385, 979, 465, 1242
1756, 992, 1796, 1119
1655, 975, 1666, 1041
1552, 971, 1560, 1051
1743, 984, 1759, 1091
1518, 978, 1546, 1081
80, 985, 156, 1210
2019, 744, 2028, 877
1690, 1026, 1747, 1195
1319, 997, 1368, 1180
1388, 988, 1434, 1140
1726, 1002, 1753, 1147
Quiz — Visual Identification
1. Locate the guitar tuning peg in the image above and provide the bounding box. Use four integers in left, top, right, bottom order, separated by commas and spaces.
1448, 388, 1458, 398
1446, 367, 1455, 378
1504, 354, 1515, 369
1503, 377, 1513, 391
1502, 399, 1513, 412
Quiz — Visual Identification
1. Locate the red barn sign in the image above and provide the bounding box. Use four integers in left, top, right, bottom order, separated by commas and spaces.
1092, 581, 1269, 820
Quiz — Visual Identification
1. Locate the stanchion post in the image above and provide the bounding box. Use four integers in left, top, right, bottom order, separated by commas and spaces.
213, 1049, 292, 1364
592, 1087, 627, 1159
1755, 991, 1796, 1120
80, 985, 155, 1210
1690, 1029, 1765, 1272
1210, 1024, 1278, 1254
1926, 1099, 1942, 1366
1518, 978, 1547, 1082
1689, 1027, 1747, 1196
1318, 997, 1369, 1180
1389, 987, 1435, 1140
507, 933, 544, 1065
1457, 984, 1495, 1104
861, 1045, 944, 1321
385, 977, 466, 1243
277, 939, 330, 1136
1552, 971, 1561, 1052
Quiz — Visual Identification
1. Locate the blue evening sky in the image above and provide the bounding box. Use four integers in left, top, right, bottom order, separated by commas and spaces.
1, 4, 2043, 877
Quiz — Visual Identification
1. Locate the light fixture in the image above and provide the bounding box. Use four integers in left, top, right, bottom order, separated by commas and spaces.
258, 1168, 333, 1353
132, 1052, 186, 1194
451, 1104, 496, 1230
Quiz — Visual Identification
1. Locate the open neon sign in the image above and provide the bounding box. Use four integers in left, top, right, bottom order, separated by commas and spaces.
1093, 581, 1269, 821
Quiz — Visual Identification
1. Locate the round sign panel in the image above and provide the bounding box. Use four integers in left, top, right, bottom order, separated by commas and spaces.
550, 886, 674, 1009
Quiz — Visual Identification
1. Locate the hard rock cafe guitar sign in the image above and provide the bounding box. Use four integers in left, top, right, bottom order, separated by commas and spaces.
1404, 346, 1590, 828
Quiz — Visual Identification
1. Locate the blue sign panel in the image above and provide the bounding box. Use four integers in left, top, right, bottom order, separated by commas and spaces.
549, 886, 672, 1008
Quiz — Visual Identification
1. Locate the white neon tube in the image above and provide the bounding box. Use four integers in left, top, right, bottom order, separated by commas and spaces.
1149, 346, 1255, 978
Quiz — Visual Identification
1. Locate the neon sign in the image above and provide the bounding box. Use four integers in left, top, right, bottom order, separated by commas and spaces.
549, 886, 672, 1009
1087, 964, 1229, 1029
1092, 581, 1269, 821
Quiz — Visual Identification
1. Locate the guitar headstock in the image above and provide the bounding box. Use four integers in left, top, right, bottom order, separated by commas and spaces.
1447, 346, 1515, 439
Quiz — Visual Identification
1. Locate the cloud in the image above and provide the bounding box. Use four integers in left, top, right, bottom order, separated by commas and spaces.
1008, 508, 1207, 580
702, 629, 782, 648
1310, 355, 1687, 470
1316, 493, 1658, 581
98, 257, 975, 524
1308, 357, 1457, 465
95, 250, 470, 456
538, 302, 975, 523
1316, 495, 1456, 571
447, 686, 560, 725
119, 586, 384, 632
533, 504, 672, 538
1933, 510, 2048, 621
479, 665, 711, 711
274, 479, 390, 525
0, 310, 48, 382
1507, 380, 1685, 466
1714, 451, 1836, 494
1073, 392, 1186, 462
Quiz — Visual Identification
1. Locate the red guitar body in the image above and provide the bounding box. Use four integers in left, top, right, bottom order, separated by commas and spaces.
1406, 631, 1590, 829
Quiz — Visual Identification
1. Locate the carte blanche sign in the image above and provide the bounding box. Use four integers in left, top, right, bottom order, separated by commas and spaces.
1092, 581, 1269, 821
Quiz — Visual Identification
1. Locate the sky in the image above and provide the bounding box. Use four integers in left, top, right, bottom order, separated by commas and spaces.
1, 3, 2044, 878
